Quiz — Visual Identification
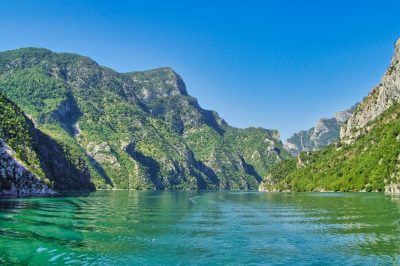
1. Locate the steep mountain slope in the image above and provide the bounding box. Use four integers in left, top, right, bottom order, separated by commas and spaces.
341, 39, 400, 143
0, 92, 52, 196
0, 90, 99, 196
0, 48, 289, 192
284, 105, 356, 156
260, 103, 400, 192
260, 38, 400, 192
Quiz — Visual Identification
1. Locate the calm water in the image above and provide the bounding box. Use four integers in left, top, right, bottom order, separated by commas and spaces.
0, 191, 399, 265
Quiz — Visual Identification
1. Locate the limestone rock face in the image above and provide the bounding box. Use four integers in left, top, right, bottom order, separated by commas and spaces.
86, 142, 121, 168
284, 105, 356, 156
341, 39, 400, 143
261, 38, 400, 193
385, 182, 400, 194
0, 140, 55, 197
258, 174, 276, 192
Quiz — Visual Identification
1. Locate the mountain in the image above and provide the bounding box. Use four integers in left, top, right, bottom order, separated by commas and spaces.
341, 39, 400, 143
0, 48, 289, 194
260, 38, 400, 193
0, 92, 52, 196
284, 105, 357, 156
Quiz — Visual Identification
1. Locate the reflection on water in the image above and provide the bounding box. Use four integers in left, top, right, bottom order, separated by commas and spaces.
0, 191, 399, 265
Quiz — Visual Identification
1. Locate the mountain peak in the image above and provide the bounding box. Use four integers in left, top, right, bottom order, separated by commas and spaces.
285, 105, 355, 156
395, 38, 400, 61
127, 66, 188, 99
341, 38, 400, 142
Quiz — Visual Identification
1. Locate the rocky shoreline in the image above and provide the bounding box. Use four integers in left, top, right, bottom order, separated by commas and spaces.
259, 182, 400, 194
0, 140, 55, 198
385, 182, 400, 194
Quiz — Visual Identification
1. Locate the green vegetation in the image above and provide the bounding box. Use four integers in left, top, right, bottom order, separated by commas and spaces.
0, 92, 45, 179
263, 103, 400, 192
0, 48, 289, 191
0, 67, 68, 119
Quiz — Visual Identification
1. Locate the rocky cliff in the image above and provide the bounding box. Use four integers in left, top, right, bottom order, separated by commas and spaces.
0, 140, 54, 197
341, 39, 400, 143
261, 38, 400, 193
0, 92, 50, 196
0, 48, 290, 192
0, 91, 96, 196
284, 106, 356, 156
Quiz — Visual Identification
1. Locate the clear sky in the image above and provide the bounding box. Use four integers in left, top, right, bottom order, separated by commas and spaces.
1, 0, 400, 139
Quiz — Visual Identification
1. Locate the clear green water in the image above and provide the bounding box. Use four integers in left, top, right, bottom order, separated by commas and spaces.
0, 191, 399, 265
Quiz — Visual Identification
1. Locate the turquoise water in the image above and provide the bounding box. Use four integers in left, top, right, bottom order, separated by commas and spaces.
0, 191, 399, 265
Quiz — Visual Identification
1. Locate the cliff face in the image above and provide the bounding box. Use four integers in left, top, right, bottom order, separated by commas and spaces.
260, 103, 400, 193
0, 92, 48, 196
0, 140, 54, 197
0, 48, 289, 192
284, 106, 356, 156
341, 39, 400, 143
261, 38, 400, 193
0, 91, 96, 196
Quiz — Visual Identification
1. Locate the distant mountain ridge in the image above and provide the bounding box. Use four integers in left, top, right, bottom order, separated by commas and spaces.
0, 48, 289, 195
284, 105, 357, 156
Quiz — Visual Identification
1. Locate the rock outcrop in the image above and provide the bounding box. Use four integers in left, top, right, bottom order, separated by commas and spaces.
261, 38, 400, 193
341, 39, 400, 143
385, 182, 400, 194
0, 140, 54, 197
0, 90, 95, 196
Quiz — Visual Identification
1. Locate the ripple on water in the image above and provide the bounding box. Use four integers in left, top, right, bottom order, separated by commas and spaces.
0, 191, 399, 265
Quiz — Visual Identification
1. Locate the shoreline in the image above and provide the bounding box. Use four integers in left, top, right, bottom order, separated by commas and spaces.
1, 189, 398, 200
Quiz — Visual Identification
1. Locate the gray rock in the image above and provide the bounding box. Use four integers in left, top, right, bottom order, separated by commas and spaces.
0, 140, 55, 197
385, 182, 400, 194
284, 105, 357, 156
341, 39, 400, 143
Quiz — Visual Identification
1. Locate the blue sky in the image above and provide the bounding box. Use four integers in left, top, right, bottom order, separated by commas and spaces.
1, 0, 400, 139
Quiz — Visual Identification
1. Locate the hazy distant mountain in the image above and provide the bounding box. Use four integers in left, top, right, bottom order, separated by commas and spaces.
284, 105, 357, 156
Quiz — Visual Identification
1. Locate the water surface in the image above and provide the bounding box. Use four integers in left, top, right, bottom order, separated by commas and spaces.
0, 191, 399, 265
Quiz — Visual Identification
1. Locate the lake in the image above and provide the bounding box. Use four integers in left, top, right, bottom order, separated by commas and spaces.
0, 191, 399, 265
